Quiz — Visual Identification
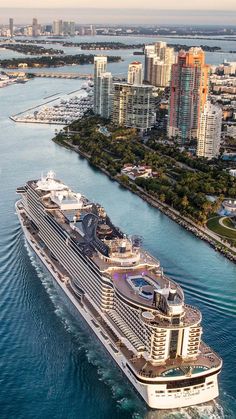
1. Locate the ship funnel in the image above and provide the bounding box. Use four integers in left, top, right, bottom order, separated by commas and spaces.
153, 290, 161, 308
119, 241, 126, 253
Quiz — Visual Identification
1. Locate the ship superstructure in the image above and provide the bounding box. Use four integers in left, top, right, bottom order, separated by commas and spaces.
16, 171, 222, 409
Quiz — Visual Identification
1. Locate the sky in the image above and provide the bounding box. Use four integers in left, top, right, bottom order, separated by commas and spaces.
1, 0, 236, 8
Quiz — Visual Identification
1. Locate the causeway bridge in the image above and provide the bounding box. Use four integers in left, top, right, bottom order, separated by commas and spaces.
32, 72, 93, 80
33, 72, 125, 81
6, 70, 126, 81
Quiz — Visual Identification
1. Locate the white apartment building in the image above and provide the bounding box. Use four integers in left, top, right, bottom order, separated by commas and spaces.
127, 61, 143, 85
144, 42, 175, 87
197, 102, 222, 159
99, 72, 113, 119
93, 56, 113, 119
112, 83, 156, 131
144, 45, 155, 82
53, 20, 63, 36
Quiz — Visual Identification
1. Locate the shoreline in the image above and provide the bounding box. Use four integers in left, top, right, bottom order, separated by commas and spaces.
52, 137, 236, 264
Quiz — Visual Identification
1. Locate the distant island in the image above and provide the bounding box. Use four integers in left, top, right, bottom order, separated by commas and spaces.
13, 39, 222, 53
0, 54, 121, 69
133, 44, 222, 55
169, 44, 221, 52
64, 42, 221, 53
0, 43, 64, 55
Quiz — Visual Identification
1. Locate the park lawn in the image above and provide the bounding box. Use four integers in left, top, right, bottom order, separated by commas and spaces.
207, 216, 236, 240
222, 217, 236, 229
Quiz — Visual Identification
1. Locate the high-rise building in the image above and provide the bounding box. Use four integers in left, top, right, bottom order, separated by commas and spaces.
78, 26, 85, 36
23, 26, 32, 36
144, 42, 175, 87
32, 18, 39, 37
94, 56, 113, 118
112, 83, 156, 131
44, 25, 52, 34
9, 18, 14, 38
100, 72, 113, 118
53, 20, 63, 36
197, 102, 222, 159
62, 21, 75, 36
90, 25, 96, 36
168, 48, 209, 143
127, 62, 143, 85
94, 56, 107, 115
69, 21, 75, 36
144, 45, 155, 82
151, 59, 169, 88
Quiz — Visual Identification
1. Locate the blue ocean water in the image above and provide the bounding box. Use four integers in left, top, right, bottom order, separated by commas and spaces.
0, 73, 235, 418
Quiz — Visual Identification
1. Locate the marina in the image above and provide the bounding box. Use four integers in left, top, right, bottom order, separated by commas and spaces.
10, 81, 93, 125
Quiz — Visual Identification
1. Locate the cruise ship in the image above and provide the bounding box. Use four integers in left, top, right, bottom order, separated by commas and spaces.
16, 171, 222, 409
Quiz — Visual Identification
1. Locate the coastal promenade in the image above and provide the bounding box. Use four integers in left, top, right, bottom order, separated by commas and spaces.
134, 187, 236, 260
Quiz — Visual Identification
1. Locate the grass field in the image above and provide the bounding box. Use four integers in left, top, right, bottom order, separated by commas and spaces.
222, 217, 236, 229
207, 216, 236, 243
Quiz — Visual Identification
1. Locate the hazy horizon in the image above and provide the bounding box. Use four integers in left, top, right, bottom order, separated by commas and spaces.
0, 8, 236, 25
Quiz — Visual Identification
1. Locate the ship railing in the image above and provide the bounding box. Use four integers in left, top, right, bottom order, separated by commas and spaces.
137, 370, 160, 379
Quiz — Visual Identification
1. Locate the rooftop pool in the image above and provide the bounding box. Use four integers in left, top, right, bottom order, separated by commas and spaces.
161, 365, 209, 377
131, 277, 149, 287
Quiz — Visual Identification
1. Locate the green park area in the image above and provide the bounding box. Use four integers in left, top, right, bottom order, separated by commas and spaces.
207, 216, 236, 245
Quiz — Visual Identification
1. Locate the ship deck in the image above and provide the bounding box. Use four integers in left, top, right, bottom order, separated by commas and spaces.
111, 268, 184, 310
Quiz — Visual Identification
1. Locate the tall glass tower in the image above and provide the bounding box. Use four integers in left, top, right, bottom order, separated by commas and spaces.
168, 48, 209, 144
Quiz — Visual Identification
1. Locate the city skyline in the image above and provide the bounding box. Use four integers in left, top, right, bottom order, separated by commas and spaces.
1, 7, 236, 25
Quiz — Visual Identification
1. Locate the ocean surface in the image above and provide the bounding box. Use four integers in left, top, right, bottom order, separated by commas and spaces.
0, 42, 236, 419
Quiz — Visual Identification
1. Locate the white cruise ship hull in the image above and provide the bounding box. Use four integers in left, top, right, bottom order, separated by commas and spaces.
16, 201, 220, 410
